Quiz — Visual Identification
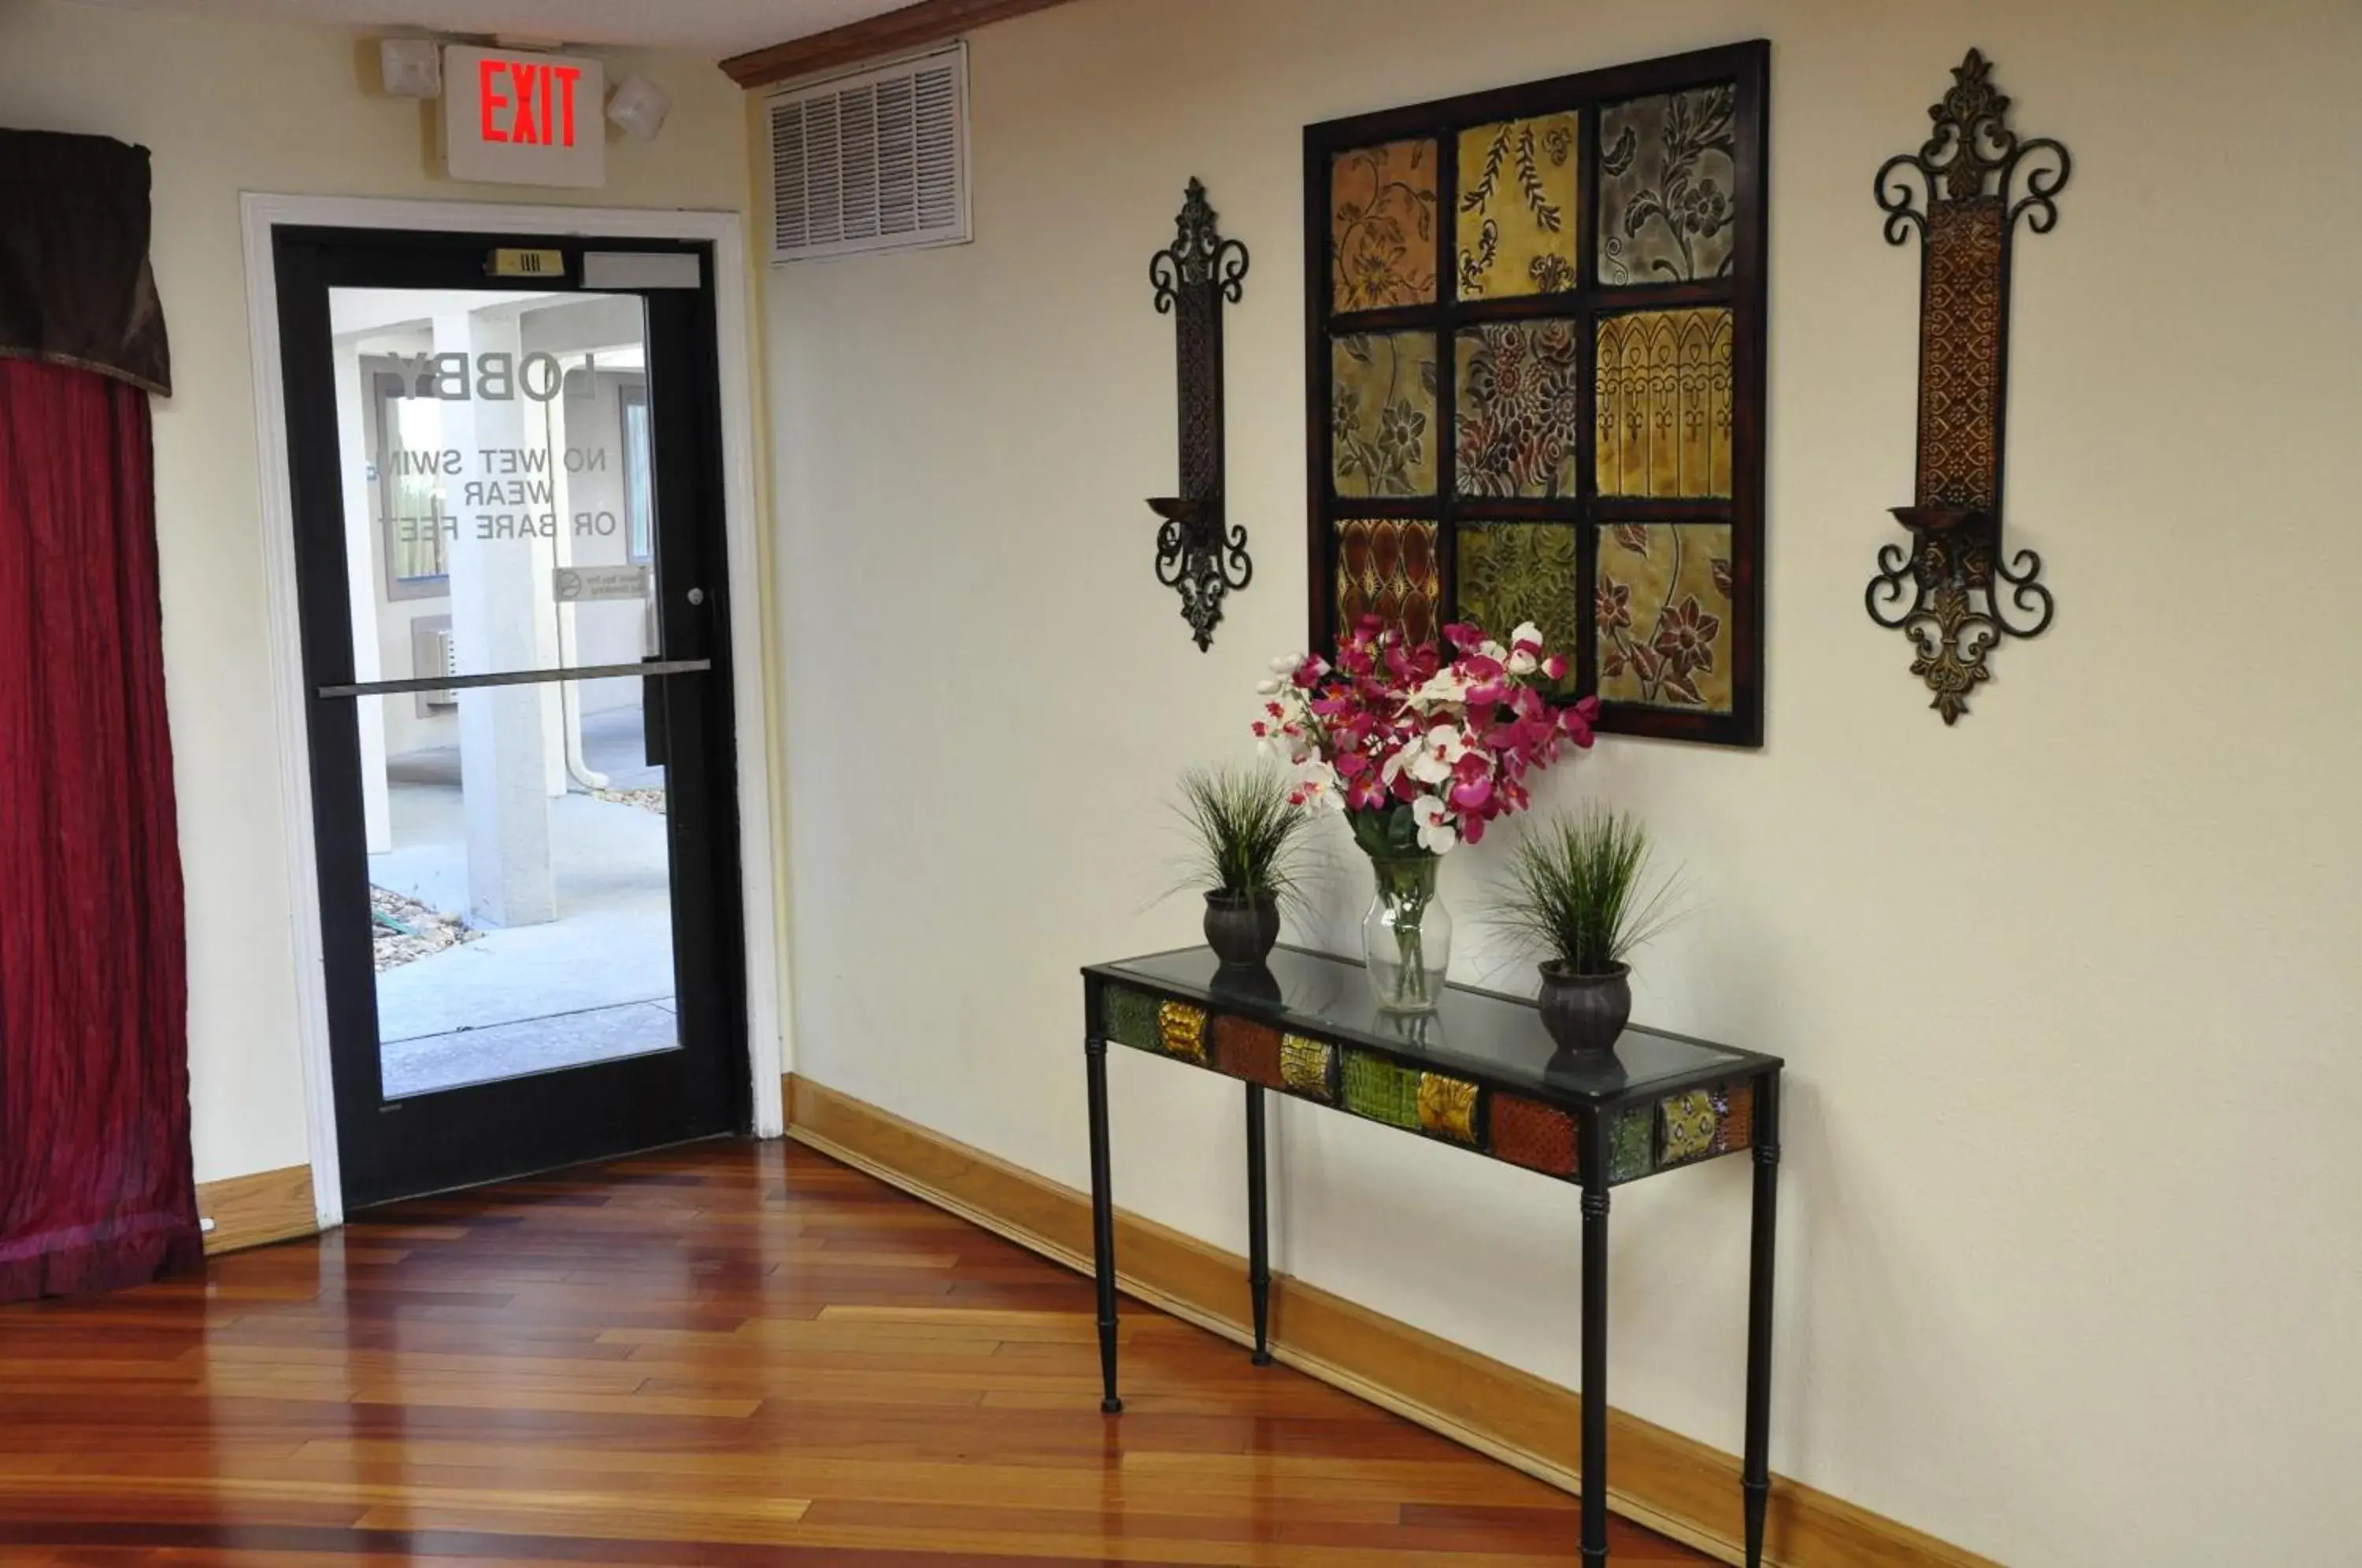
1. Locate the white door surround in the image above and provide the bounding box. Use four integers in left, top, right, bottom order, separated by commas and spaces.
239, 193, 787, 1233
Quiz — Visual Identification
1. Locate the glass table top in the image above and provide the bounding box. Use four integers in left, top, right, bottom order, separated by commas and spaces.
1089, 945, 1778, 1108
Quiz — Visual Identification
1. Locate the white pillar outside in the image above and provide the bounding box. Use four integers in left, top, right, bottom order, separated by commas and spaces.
539, 372, 605, 792
438, 306, 557, 927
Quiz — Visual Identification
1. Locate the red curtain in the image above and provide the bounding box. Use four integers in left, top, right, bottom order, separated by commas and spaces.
0, 356, 202, 1301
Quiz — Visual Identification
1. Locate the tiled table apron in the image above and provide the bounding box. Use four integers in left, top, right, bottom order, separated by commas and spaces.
1083, 946, 1786, 1568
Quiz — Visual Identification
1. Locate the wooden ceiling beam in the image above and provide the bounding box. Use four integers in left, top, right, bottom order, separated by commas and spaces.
721, 0, 1077, 88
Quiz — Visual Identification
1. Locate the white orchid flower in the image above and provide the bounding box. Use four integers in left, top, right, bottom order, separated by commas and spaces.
1291, 759, 1346, 814
1270, 653, 1302, 673
1411, 793, 1458, 853
1406, 723, 1468, 786
1502, 621, 1545, 675
1410, 668, 1472, 711
1256, 678, 1281, 695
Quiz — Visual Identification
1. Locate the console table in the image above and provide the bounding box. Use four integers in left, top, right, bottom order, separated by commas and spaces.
1082, 944, 1785, 1568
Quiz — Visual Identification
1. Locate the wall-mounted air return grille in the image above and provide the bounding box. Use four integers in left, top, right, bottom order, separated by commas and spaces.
768, 43, 969, 263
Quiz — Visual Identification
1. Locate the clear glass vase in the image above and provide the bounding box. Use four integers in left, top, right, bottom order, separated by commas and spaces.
1361, 852, 1452, 1013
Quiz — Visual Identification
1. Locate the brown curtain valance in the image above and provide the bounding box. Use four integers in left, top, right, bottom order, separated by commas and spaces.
0, 130, 171, 397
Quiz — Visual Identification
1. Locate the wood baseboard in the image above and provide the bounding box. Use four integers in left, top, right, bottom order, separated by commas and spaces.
786, 1073, 1997, 1568
195, 1165, 317, 1256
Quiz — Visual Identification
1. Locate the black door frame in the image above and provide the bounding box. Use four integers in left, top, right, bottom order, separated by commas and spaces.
272, 224, 751, 1209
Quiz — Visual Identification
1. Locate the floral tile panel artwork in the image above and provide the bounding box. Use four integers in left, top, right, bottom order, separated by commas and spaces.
1594, 308, 1734, 500
1335, 518, 1440, 645
1331, 139, 1439, 312
1598, 85, 1740, 286
1456, 113, 1579, 298
1456, 524, 1582, 698
1455, 320, 1582, 497
1331, 331, 1438, 497
1597, 522, 1735, 712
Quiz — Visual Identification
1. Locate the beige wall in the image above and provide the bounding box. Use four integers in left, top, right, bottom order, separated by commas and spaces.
764, 2, 2362, 1562
0, 0, 751, 1185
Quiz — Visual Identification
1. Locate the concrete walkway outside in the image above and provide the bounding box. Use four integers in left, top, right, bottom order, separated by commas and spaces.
370, 704, 675, 1098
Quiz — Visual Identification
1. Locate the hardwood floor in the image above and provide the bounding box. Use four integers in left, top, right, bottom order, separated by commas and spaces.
0, 1139, 1712, 1565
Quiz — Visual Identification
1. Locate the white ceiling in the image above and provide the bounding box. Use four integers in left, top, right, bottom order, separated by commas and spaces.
63, 0, 915, 60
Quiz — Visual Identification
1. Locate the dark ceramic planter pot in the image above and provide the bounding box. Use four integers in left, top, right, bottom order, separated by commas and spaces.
1204, 891, 1281, 968
1538, 961, 1631, 1056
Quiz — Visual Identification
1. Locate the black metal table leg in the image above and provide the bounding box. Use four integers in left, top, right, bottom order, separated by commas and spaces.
1743, 1071, 1782, 1567
1085, 1026, 1122, 1415
1246, 1082, 1272, 1366
1580, 1111, 1611, 1567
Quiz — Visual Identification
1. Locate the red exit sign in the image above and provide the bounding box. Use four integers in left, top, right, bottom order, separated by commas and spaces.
443, 46, 605, 188
478, 57, 583, 147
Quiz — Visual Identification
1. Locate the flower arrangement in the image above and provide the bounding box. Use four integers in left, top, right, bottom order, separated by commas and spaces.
1254, 615, 1598, 854
1254, 614, 1598, 1009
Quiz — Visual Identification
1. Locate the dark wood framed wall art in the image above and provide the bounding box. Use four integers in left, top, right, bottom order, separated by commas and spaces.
1305, 40, 1769, 746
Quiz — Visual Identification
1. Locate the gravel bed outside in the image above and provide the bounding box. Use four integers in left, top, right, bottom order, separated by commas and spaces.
372, 886, 478, 973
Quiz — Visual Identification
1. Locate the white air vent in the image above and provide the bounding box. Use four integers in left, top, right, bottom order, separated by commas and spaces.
768, 43, 970, 263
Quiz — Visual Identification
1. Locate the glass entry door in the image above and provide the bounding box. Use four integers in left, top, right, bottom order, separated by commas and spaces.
274, 228, 746, 1208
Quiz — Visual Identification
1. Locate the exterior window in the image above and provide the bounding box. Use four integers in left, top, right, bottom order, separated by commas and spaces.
619, 380, 654, 565
376, 371, 449, 598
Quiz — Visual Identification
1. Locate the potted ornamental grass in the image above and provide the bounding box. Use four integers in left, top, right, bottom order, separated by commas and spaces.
1172, 764, 1314, 969
1257, 616, 1599, 1011
1488, 807, 1683, 1056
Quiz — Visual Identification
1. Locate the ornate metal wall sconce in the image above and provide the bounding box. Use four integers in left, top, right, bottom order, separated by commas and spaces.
1146, 179, 1250, 652
1867, 50, 2068, 723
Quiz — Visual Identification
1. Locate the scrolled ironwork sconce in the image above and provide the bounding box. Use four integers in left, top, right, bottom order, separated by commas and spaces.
1868, 49, 2068, 723
1146, 178, 1250, 652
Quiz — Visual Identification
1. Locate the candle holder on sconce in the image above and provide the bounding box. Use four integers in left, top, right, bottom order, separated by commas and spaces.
1146, 179, 1251, 652
1865, 50, 2068, 723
